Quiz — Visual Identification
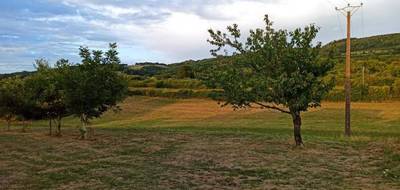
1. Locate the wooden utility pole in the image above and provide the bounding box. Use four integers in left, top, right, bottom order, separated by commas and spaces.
362, 65, 365, 88
362, 64, 366, 100
336, 3, 363, 137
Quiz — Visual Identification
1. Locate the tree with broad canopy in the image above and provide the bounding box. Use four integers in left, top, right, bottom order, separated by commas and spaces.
207, 15, 335, 146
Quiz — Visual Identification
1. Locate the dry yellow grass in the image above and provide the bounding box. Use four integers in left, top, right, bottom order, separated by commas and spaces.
141, 99, 263, 121
1, 97, 400, 189
138, 98, 400, 122
320, 101, 400, 121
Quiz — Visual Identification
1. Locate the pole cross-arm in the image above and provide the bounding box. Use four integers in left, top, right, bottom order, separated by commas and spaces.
336, 3, 363, 16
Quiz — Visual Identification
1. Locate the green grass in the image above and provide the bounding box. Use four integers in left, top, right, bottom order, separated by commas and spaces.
1, 96, 400, 189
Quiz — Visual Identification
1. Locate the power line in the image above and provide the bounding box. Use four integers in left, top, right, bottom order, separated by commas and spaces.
361, 5, 365, 38
336, 12, 345, 37
341, 0, 351, 5
324, 0, 336, 8
323, 0, 345, 37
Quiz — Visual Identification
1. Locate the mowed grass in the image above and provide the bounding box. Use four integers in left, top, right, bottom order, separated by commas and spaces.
0, 96, 400, 189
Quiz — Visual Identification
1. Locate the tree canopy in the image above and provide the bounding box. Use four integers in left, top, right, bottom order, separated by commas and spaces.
0, 77, 24, 130
27, 59, 69, 135
207, 15, 335, 145
0, 43, 128, 138
63, 43, 128, 139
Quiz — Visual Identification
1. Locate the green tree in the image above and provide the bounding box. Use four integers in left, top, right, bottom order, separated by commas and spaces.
0, 77, 40, 132
207, 15, 335, 146
18, 78, 44, 132
0, 77, 22, 130
63, 43, 128, 139
29, 59, 69, 136
177, 65, 195, 79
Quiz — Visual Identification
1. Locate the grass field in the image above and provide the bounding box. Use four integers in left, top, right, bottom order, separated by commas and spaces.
1, 96, 400, 189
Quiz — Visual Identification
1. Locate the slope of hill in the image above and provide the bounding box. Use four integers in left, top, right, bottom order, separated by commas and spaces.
0, 71, 34, 79
129, 33, 400, 77
127, 33, 400, 101
125, 62, 169, 77
324, 33, 400, 88
323, 33, 400, 56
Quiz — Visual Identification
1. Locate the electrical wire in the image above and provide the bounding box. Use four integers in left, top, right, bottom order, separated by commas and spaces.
336, 12, 345, 37
324, 0, 336, 8
342, 0, 350, 5
361, 5, 365, 38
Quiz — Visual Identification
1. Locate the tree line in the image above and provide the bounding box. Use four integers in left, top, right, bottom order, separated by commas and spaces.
0, 43, 128, 139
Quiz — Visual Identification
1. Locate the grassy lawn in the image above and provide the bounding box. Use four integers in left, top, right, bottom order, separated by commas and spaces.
0, 96, 399, 189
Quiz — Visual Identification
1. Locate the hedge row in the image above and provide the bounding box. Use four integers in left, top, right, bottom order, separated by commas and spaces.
130, 86, 399, 101
128, 88, 222, 99
129, 78, 206, 89
324, 86, 395, 102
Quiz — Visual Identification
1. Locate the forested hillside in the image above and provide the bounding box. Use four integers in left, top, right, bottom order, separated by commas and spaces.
324, 33, 400, 54
324, 33, 400, 101
2, 33, 400, 101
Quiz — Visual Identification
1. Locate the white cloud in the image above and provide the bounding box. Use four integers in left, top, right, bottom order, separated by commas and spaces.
0, 35, 20, 39
1, 0, 400, 73
82, 4, 142, 19
32, 15, 86, 23
0, 47, 27, 54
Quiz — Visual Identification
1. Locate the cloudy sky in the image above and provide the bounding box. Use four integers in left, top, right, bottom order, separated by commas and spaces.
0, 0, 399, 73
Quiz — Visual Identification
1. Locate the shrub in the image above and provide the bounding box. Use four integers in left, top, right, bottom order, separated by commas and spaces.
324, 86, 392, 102
367, 86, 391, 101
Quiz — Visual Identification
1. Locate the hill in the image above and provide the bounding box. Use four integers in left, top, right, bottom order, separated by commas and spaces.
129, 33, 400, 80
126, 33, 400, 101
0, 71, 34, 79
323, 33, 400, 56
323, 33, 400, 88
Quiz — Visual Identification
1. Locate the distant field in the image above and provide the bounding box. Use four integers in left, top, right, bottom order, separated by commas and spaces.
1, 97, 399, 189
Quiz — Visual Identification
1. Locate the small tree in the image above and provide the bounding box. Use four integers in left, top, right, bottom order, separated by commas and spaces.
29, 59, 69, 136
17, 77, 44, 132
63, 43, 128, 139
0, 78, 20, 131
0, 77, 39, 132
207, 15, 335, 146
177, 65, 195, 79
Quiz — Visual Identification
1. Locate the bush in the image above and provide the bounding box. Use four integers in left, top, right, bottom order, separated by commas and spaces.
324, 87, 344, 102
324, 86, 392, 102
366, 86, 391, 101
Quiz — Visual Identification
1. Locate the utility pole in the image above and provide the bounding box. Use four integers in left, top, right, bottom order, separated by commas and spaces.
362, 65, 365, 88
336, 3, 363, 137
362, 64, 365, 100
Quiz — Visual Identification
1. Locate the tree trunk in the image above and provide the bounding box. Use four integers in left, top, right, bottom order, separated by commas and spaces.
56, 116, 62, 136
292, 112, 304, 146
80, 115, 87, 140
49, 119, 53, 136
22, 120, 27, 133
7, 120, 10, 131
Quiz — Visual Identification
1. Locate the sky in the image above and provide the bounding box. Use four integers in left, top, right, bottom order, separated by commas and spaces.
0, 0, 399, 73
